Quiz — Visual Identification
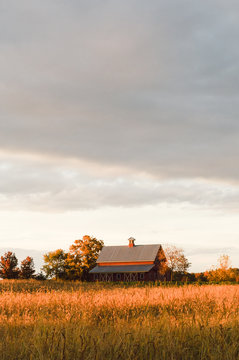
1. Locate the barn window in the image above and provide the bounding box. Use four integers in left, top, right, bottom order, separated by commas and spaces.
139, 273, 144, 280
116, 273, 121, 281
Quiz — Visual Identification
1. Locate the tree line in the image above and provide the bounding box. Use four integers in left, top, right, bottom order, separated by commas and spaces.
195, 254, 239, 283
0, 252, 36, 279
0, 235, 103, 281
0, 236, 238, 282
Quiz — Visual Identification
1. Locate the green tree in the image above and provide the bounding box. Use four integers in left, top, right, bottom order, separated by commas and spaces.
20, 256, 35, 279
66, 235, 104, 280
42, 249, 67, 279
0, 252, 20, 279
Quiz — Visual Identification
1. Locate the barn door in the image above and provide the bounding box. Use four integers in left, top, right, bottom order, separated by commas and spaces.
99, 274, 106, 281
124, 273, 130, 281
99, 273, 113, 282
106, 274, 113, 281
123, 273, 138, 281
130, 273, 138, 281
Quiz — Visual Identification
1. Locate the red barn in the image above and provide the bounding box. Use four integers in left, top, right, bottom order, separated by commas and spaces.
89, 237, 169, 281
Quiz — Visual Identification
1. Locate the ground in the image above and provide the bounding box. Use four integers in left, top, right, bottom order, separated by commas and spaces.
0, 280, 238, 360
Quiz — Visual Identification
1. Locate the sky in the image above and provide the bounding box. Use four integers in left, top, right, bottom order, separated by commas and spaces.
1, 0, 239, 272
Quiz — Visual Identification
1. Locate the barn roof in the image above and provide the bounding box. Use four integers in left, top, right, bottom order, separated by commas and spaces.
96, 244, 161, 263
89, 264, 154, 274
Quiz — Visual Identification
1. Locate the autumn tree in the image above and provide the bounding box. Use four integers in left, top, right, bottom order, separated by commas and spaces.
42, 249, 68, 280
218, 254, 231, 270
42, 236, 104, 280
164, 245, 191, 281
0, 252, 20, 279
66, 235, 104, 280
20, 256, 35, 279
204, 255, 236, 282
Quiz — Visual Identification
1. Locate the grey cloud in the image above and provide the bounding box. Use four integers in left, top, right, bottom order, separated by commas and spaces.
1, 1, 239, 210
1, 156, 239, 211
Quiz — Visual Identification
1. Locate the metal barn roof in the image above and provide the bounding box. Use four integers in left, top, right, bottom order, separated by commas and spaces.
89, 264, 154, 274
96, 244, 161, 263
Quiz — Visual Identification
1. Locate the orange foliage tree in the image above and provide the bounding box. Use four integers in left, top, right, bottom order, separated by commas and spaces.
66, 235, 104, 280
204, 255, 237, 282
0, 252, 20, 279
43, 236, 104, 280
20, 256, 35, 279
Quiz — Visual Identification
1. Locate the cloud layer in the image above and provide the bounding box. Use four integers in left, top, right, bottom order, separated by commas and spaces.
1, 1, 239, 211
1, 152, 239, 211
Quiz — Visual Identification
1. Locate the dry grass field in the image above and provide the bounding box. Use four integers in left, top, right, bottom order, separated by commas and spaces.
0, 281, 238, 360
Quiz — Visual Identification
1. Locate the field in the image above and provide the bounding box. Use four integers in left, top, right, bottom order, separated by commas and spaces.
0, 281, 238, 360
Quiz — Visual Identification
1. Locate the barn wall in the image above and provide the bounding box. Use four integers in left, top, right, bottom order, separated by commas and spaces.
89, 266, 170, 282
89, 245, 171, 282
90, 272, 148, 282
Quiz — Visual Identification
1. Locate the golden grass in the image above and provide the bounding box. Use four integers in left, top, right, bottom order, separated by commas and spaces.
0, 281, 238, 359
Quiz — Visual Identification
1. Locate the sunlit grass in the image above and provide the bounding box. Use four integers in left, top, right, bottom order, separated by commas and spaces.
0, 280, 238, 359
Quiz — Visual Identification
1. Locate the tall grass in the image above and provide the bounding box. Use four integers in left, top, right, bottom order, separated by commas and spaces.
0, 281, 238, 359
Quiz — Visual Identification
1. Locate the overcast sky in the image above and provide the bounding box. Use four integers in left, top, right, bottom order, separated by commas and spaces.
1, 0, 239, 271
